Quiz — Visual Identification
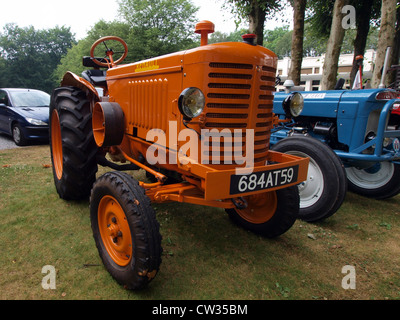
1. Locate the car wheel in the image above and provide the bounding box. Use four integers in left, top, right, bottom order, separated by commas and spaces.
12, 124, 27, 146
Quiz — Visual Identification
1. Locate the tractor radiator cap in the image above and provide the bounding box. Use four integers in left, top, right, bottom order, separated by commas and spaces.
242, 34, 257, 45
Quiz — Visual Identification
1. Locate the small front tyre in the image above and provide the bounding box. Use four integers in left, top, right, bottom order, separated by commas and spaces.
272, 136, 347, 222
90, 172, 162, 290
226, 186, 299, 238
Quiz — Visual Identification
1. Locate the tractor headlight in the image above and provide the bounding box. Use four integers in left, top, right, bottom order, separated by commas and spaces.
283, 92, 304, 118
178, 87, 205, 120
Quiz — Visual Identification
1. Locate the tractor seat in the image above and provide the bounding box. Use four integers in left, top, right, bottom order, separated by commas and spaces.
81, 56, 108, 87
81, 69, 107, 87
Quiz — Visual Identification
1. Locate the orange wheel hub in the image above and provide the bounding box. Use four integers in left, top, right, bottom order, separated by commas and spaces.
98, 195, 132, 266
236, 192, 278, 224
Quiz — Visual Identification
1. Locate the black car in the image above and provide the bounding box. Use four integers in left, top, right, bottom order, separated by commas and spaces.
0, 88, 50, 146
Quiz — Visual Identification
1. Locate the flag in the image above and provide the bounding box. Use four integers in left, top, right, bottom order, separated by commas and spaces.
352, 70, 362, 90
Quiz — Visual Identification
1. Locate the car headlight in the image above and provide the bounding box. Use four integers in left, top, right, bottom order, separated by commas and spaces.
26, 117, 48, 126
178, 87, 205, 120
283, 92, 304, 118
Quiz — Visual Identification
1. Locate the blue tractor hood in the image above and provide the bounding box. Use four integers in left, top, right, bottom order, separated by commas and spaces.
274, 90, 345, 118
273, 88, 395, 119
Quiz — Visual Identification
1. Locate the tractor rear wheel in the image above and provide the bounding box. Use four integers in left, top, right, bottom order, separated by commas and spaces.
49, 87, 98, 200
346, 162, 400, 199
272, 136, 347, 222
226, 186, 299, 238
90, 172, 162, 290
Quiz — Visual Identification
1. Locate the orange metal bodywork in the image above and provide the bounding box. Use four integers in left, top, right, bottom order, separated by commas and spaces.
62, 39, 309, 207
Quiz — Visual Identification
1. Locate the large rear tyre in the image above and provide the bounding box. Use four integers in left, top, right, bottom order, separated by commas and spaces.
49, 87, 98, 200
226, 186, 299, 238
272, 136, 347, 222
346, 162, 400, 199
90, 172, 162, 290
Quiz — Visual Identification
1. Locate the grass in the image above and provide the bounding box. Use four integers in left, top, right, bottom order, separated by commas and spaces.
1, 145, 400, 300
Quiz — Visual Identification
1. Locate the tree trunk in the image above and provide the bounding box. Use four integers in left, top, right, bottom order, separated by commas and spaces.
386, 5, 400, 87
288, 0, 307, 86
248, 0, 266, 45
321, 0, 350, 91
350, 0, 374, 87
371, 0, 397, 88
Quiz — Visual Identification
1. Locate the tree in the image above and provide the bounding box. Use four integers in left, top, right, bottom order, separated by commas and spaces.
320, 0, 350, 90
0, 24, 75, 93
306, 0, 336, 37
54, 20, 131, 83
264, 26, 292, 58
371, 0, 397, 87
302, 23, 329, 57
55, 0, 199, 84
307, 0, 385, 87
223, 0, 284, 45
387, 3, 400, 87
118, 0, 199, 60
288, 0, 307, 85
349, 0, 382, 86
209, 29, 250, 44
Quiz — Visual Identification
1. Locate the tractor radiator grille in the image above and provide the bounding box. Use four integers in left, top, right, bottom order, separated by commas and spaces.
203, 63, 276, 165
128, 79, 169, 132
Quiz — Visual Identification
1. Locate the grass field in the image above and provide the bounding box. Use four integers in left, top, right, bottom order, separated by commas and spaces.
1, 145, 399, 300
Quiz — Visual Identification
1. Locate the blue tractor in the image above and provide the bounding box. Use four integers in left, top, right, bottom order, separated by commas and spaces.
271, 87, 400, 222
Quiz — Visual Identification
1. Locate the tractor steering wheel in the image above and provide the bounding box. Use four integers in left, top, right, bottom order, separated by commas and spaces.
90, 36, 128, 68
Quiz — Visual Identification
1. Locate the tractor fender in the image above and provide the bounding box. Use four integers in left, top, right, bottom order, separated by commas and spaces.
61, 71, 100, 100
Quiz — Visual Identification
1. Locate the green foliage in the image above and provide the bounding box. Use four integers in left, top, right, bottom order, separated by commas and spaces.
209, 29, 250, 44
0, 23, 75, 93
306, 0, 382, 38
2, 0, 199, 93
56, 0, 199, 83
264, 26, 292, 58
118, 0, 199, 61
222, 0, 284, 27
261, 23, 379, 59
305, 0, 335, 38
54, 20, 131, 84
263, 24, 326, 59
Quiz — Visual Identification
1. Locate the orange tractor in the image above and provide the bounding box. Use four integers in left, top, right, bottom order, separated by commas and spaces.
50, 21, 309, 289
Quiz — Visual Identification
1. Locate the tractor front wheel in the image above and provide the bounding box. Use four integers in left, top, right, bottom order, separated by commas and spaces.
226, 186, 299, 238
90, 172, 162, 290
272, 136, 347, 222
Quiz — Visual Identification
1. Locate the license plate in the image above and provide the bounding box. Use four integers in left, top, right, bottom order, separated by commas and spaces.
230, 165, 299, 195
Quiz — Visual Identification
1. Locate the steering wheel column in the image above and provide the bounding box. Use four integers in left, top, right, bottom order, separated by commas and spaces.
90, 36, 128, 68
